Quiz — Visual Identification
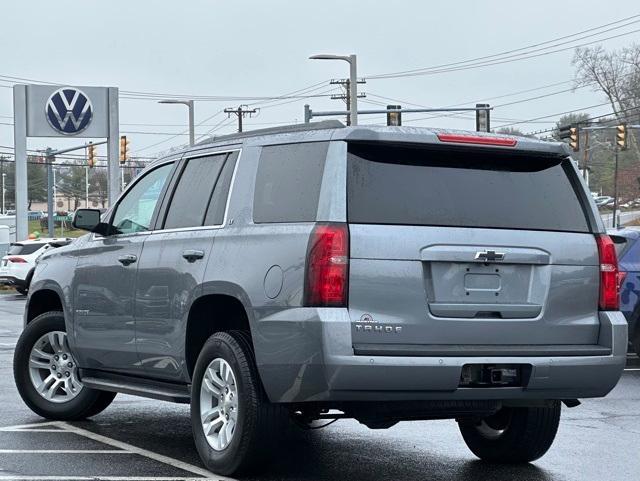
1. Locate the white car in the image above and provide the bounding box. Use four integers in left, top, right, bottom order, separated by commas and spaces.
0, 238, 71, 295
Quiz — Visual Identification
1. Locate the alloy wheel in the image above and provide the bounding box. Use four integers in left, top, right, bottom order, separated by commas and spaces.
199, 358, 239, 451
28, 331, 83, 403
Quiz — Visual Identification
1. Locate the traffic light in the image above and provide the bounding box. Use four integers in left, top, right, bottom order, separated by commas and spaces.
616, 124, 627, 151
386, 105, 402, 126
569, 127, 579, 152
87, 142, 96, 168
119, 135, 130, 164
476, 103, 490, 132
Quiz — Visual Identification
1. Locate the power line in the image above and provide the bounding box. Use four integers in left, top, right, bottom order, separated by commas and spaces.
366, 14, 640, 79
524, 106, 640, 136
360, 68, 638, 126
134, 83, 338, 154
493, 102, 611, 129
0, 76, 335, 104
0, 75, 332, 103
0, 156, 145, 169
369, 27, 636, 79
133, 110, 225, 153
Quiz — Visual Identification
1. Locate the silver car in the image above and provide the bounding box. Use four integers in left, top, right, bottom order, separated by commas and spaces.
14, 122, 627, 475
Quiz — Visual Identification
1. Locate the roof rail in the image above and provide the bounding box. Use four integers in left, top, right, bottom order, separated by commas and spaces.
196, 120, 344, 145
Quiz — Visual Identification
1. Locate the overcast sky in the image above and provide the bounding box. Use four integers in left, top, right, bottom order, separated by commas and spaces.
1, 0, 639, 159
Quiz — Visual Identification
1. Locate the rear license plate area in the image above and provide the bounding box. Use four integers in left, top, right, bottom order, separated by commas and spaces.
459, 364, 531, 387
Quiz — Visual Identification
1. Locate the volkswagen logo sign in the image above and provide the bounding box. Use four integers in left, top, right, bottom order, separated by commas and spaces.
45, 87, 93, 135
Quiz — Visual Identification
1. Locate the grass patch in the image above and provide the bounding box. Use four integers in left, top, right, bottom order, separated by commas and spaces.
27, 220, 84, 239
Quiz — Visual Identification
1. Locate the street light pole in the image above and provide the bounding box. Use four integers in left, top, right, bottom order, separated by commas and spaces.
1, 173, 5, 215
348, 55, 358, 126
85, 166, 89, 208
309, 53, 359, 125
158, 99, 195, 146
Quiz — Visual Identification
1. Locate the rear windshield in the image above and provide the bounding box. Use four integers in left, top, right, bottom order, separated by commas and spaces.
8, 243, 45, 255
347, 143, 590, 233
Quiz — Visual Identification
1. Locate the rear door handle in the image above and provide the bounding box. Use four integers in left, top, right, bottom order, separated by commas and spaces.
182, 249, 205, 263
117, 254, 137, 266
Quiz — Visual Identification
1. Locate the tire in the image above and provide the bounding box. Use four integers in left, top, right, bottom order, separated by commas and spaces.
190, 330, 287, 476
13, 311, 116, 420
458, 402, 561, 463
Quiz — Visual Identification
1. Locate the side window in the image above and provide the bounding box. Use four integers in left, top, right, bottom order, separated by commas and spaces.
203, 151, 238, 226
111, 163, 173, 235
164, 154, 226, 229
253, 142, 328, 223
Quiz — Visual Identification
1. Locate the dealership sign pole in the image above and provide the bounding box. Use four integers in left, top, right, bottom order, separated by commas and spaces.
12, 85, 119, 241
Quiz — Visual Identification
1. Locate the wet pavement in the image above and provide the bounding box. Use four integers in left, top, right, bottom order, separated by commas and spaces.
1, 293, 639, 481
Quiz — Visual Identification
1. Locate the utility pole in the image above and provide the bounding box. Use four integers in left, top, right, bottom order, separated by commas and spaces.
45, 147, 54, 237
224, 105, 258, 133
0, 159, 3, 214
1, 173, 5, 215
330, 79, 366, 126
613, 145, 620, 228
582, 130, 590, 185
84, 145, 89, 208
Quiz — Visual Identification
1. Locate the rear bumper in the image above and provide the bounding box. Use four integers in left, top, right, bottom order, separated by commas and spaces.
0, 276, 26, 287
254, 308, 627, 403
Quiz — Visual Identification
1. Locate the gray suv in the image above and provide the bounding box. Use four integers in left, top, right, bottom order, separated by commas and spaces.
13, 122, 627, 475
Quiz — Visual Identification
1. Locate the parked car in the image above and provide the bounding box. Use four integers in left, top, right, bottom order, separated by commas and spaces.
14, 123, 627, 475
27, 210, 44, 221
0, 238, 71, 295
609, 228, 640, 357
595, 196, 614, 207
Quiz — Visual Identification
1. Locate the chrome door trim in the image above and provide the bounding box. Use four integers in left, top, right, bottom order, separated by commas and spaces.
151, 148, 241, 234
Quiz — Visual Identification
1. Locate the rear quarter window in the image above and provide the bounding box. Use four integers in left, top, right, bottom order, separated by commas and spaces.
347, 143, 591, 233
253, 142, 328, 223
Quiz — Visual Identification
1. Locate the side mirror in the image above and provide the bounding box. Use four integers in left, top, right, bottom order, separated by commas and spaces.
72, 209, 110, 235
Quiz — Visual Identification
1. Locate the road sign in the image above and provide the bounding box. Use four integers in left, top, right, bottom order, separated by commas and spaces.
45, 87, 93, 135
25, 85, 109, 138
13, 84, 119, 241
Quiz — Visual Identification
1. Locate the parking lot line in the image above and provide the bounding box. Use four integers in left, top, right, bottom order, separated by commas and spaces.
0, 477, 209, 480
56, 422, 229, 480
0, 421, 236, 481
0, 449, 127, 454
624, 367, 640, 371
0, 421, 61, 432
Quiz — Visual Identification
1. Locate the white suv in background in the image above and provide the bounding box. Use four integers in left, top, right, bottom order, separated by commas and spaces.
0, 238, 70, 294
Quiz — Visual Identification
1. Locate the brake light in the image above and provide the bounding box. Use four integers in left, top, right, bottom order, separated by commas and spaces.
596, 234, 619, 310
8, 257, 27, 263
437, 133, 518, 147
304, 223, 349, 307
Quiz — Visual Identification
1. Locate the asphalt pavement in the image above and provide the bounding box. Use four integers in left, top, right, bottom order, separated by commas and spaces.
1, 293, 639, 481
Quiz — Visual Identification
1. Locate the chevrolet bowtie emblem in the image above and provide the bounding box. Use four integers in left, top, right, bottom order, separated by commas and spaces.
474, 250, 505, 262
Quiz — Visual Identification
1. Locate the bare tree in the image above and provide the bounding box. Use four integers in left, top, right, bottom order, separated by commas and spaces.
573, 45, 640, 117
573, 45, 640, 149
495, 127, 527, 137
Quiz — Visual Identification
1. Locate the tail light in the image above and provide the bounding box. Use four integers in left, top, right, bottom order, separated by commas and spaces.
8, 257, 27, 263
595, 234, 619, 311
436, 133, 517, 147
304, 223, 349, 307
